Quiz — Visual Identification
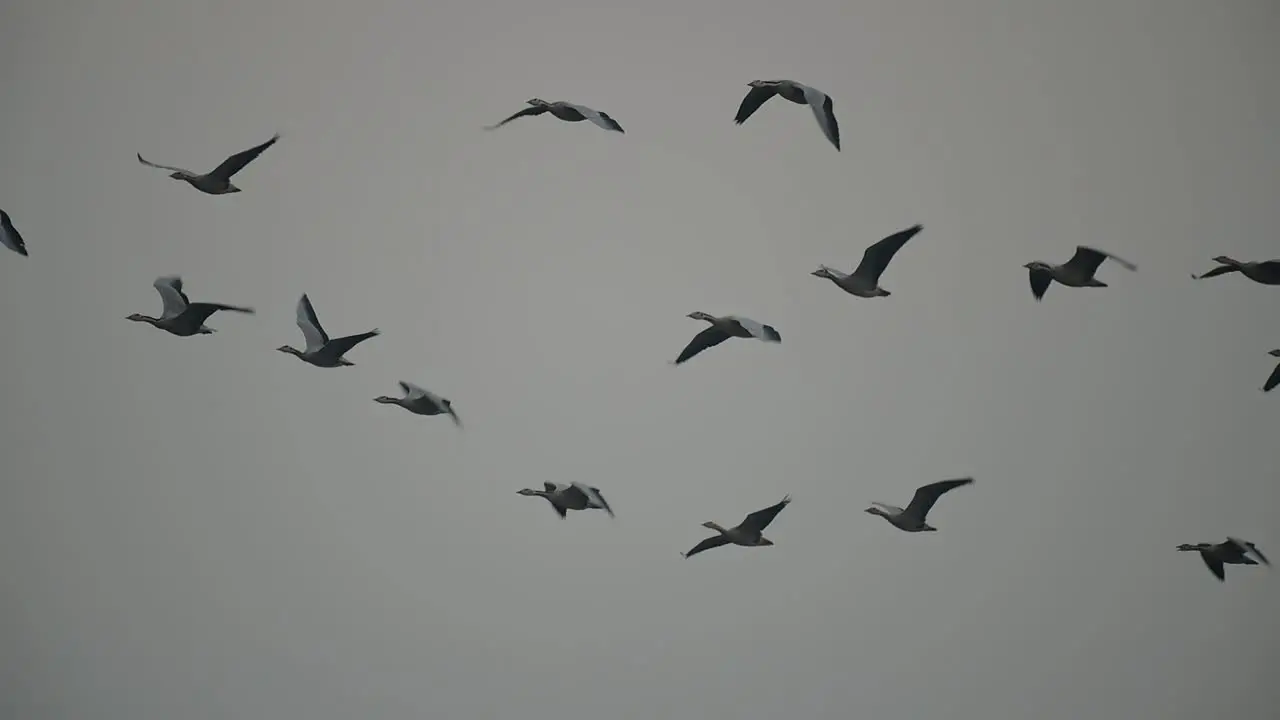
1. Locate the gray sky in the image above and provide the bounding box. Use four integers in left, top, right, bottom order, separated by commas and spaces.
2, 0, 1278, 718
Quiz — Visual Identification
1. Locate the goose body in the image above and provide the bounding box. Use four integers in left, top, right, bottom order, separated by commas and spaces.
1024, 245, 1137, 301
735, 80, 840, 151
518, 482, 615, 518
683, 495, 791, 558
485, 98, 624, 133
673, 311, 781, 365
375, 381, 461, 426
866, 477, 973, 532
1177, 537, 1270, 581
277, 293, 379, 367
813, 224, 922, 297
126, 276, 254, 336
1192, 256, 1280, 285
138, 133, 280, 194
0, 209, 29, 257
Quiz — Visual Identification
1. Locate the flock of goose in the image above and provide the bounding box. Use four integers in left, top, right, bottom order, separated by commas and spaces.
1, 78, 1274, 579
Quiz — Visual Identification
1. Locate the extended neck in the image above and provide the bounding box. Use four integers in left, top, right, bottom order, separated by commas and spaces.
704, 522, 730, 535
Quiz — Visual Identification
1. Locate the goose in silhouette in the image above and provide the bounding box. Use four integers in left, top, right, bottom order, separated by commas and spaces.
518, 482, 614, 518
137, 133, 280, 194
0, 209, 29, 257
126, 276, 254, 336
673, 312, 781, 365
277, 294, 379, 367
865, 477, 973, 532
1177, 537, 1270, 581
1024, 246, 1137, 301
812, 224, 923, 297
1192, 256, 1280, 285
683, 495, 791, 558
734, 80, 840, 151
485, 99, 624, 133
375, 381, 461, 426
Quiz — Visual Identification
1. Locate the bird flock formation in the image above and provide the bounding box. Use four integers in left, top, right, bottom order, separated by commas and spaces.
1, 78, 1274, 578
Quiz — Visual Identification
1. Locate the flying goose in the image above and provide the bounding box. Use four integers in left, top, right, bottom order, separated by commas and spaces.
1192, 256, 1280, 285
682, 495, 791, 558
277, 294, 379, 367
812, 224, 923, 297
485, 99, 624, 133
375, 381, 462, 427
673, 312, 781, 365
1024, 246, 1137, 301
1263, 349, 1280, 393
1177, 537, 1270, 581
0, 209, 29, 257
865, 477, 973, 532
734, 80, 840, 151
137, 133, 280, 194
518, 482, 615, 518
126, 276, 254, 336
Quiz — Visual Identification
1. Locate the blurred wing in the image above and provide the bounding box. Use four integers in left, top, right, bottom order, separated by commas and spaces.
1029, 268, 1053, 301
484, 105, 547, 130
853, 224, 922, 281
734, 85, 778, 124
674, 326, 731, 364
136, 153, 192, 175
800, 83, 840, 150
152, 276, 190, 318
1200, 552, 1226, 581
398, 381, 428, 399
904, 477, 973, 521
295, 294, 330, 350
209, 134, 280, 180
1263, 363, 1280, 392
1068, 245, 1137, 275
740, 495, 792, 533
572, 482, 614, 518
682, 534, 731, 558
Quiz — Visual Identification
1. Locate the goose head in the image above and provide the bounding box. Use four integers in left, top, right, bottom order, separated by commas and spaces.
686, 311, 715, 322
701, 521, 729, 534
1023, 261, 1052, 272
1176, 543, 1208, 553
373, 395, 402, 405
1269, 349, 1280, 358
126, 313, 159, 326
863, 505, 890, 519
747, 80, 769, 88
517, 488, 548, 498
276, 345, 305, 358
528, 98, 550, 107
810, 265, 836, 280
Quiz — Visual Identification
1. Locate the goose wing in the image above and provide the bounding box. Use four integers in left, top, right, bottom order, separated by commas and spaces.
398, 381, 428, 399
208, 134, 280, 181
734, 84, 779, 124
136, 153, 193, 175
726, 316, 782, 343
562, 102, 624, 133
484, 104, 549, 130
325, 329, 381, 359
674, 325, 732, 365
1263, 362, 1280, 393
295, 294, 330, 351
1065, 245, 1137, 276
1192, 263, 1239, 280
903, 477, 973, 522
799, 83, 840, 150
682, 534, 732, 558
0, 210, 29, 257
1200, 551, 1226, 581
183, 302, 255, 325
1228, 537, 1270, 566
739, 495, 792, 534
852, 225, 922, 282
571, 482, 614, 518
153, 276, 191, 319
1029, 267, 1053, 301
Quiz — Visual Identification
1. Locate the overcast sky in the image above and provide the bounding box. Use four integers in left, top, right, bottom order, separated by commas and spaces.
2, 1, 1278, 718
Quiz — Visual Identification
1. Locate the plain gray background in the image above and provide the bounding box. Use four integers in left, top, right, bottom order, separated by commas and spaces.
2, 1, 1277, 718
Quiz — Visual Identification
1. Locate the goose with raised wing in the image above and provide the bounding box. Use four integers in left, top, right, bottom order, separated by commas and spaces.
1192, 256, 1280, 285
1024, 245, 1137, 301
673, 312, 781, 365
277, 294, 379, 367
812, 224, 923, 297
735, 80, 840, 151
865, 477, 973, 532
137, 133, 280, 194
375, 381, 462, 427
683, 495, 791, 558
485, 99, 624, 133
518, 482, 615, 518
1, 209, 29, 257
126, 276, 254, 336
1177, 537, 1270, 581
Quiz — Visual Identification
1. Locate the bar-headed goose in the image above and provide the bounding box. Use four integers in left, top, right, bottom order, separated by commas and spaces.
1192, 256, 1280, 285
812, 224, 923, 298
1024, 246, 1137, 301
673, 311, 781, 365
518, 482, 614, 518
865, 477, 973, 533
485, 99, 624, 133
126, 276, 254, 336
683, 495, 791, 558
137, 133, 280, 194
375, 381, 461, 427
1, 209, 29, 257
277, 293, 379, 367
1177, 537, 1270, 581
734, 80, 840, 151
